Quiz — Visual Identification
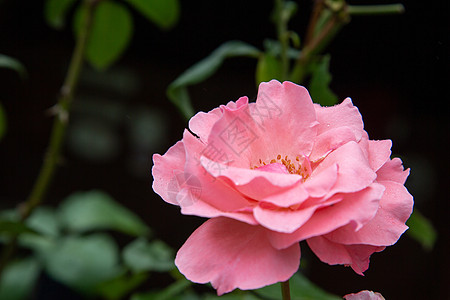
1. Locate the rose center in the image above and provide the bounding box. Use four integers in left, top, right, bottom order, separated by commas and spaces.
251, 154, 311, 179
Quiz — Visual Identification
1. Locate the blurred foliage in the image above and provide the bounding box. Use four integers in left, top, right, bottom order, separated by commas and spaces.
0, 0, 435, 299
46, 0, 180, 69
74, 1, 133, 70
0, 54, 27, 79
0, 258, 40, 300
406, 210, 437, 251
254, 272, 341, 300
308, 55, 338, 106
58, 190, 150, 236
167, 41, 261, 120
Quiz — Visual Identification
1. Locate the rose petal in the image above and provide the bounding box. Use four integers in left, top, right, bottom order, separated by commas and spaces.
249, 80, 318, 157
188, 97, 249, 142
254, 195, 342, 233
267, 183, 384, 249
303, 163, 338, 198
316, 141, 377, 195
344, 290, 386, 300
314, 98, 364, 142
307, 236, 385, 275
325, 181, 413, 246
309, 126, 358, 161
200, 156, 301, 201
367, 140, 392, 172
376, 157, 410, 184
175, 217, 300, 295
152, 141, 186, 205
182, 130, 251, 212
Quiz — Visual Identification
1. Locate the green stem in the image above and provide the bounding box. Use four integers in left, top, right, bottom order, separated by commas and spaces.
347, 4, 405, 16
274, 0, 290, 81
0, 0, 99, 280
281, 280, 291, 300
290, 1, 349, 83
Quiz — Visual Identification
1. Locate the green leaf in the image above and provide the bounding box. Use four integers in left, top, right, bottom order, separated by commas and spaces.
0, 54, 27, 79
406, 209, 437, 251
123, 238, 175, 273
97, 272, 148, 300
125, 0, 180, 29
131, 278, 191, 300
74, 0, 133, 70
256, 53, 282, 84
0, 102, 6, 141
308, 54, 338, 106
0, 220, 37, 236
58, 190, 150, 236
0, 258, 41, 300
167, 41, 261, 120
43, 234, 121, 293
44, 0, 77, 29
205, 293, 261, 300
254, 272, 341, 300
26, 206, 60, 237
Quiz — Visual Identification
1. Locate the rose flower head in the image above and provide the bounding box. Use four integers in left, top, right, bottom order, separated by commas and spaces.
152, 80, 413, 295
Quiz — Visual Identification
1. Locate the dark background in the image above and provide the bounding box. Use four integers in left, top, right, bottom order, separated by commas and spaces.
0, 0, 449, 299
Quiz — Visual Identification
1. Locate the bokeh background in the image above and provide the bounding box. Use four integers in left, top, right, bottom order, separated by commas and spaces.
0, 0, 448, 299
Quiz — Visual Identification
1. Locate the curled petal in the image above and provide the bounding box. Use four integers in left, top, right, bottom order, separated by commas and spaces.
310, 126, 358, 161
268, 183, 384, 249
152, 141, 186, 205
325, 181, 413, 246
344, 290, 386, 300
175, 217, 300, 295
314, 98, 364, 142
188, 97, 248, 142
376, 157, 410, 184
319, 141, 376, 195
307, 236, 385, 275
367, 140, 392, 172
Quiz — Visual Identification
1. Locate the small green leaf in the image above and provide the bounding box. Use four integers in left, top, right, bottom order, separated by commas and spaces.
406, 209, 437, 251
123, 238, 175, 273
0, 220, 37, 236
0, 102, 6, 141
44, 0, 77, 29
74, 0, 133, 70
256, 53, 282, 85
43, 234, 121, 293
58, 190, 150, 236
309, 54, 338, 106
125, 0, 180, 29
131, 278, 191, 300
26, 206, 60, 237
97, 272, 148, 300
167, 41, 260, 120
0, 54, 27, 79
255, 272, 341, 300
0, 258, 41, 300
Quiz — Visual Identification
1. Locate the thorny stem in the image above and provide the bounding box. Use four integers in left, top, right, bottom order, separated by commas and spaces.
0, 0, 99, 280
281, 280, 291, 300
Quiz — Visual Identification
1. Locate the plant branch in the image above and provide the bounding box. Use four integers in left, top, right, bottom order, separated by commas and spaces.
0, 0, 99, 280
290, 0, 349, 83
348, 4, 405, 16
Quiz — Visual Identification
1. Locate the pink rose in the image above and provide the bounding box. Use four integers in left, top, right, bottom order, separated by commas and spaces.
344, 290, 386, 300
152, 80, 413, 295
